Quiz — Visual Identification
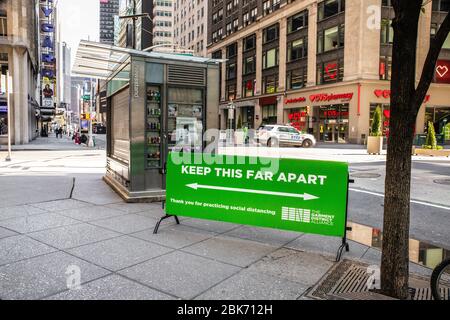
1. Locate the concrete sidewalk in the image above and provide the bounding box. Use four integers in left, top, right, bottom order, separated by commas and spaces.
0, 135, 105, 151
0, 172, 433, 300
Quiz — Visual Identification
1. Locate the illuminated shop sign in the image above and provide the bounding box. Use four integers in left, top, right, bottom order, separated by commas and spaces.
435, 60, 450, 84
374, 90, 430, 103
309, 93, 354, 103
285, 97, 306, 104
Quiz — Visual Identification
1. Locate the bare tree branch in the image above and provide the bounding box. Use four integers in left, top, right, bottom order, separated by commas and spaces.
413, 12, 450, 111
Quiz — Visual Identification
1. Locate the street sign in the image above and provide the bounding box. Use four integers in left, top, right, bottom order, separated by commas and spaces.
166, 153, 349, 237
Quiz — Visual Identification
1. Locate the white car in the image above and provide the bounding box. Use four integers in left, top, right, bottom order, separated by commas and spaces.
257, 124, 316, 148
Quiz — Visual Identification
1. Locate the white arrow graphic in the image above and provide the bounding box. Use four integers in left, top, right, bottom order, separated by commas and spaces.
186, 183, 319, 201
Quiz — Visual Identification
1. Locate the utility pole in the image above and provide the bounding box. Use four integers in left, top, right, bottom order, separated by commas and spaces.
88, 80, 95, 147
5, 70, 12, 162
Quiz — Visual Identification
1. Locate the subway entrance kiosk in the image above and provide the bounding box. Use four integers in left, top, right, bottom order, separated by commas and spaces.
73, 41, 221, 202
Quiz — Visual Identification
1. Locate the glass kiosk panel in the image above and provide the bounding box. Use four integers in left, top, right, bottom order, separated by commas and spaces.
167, 87, 204, 152
146, 86, 162, 168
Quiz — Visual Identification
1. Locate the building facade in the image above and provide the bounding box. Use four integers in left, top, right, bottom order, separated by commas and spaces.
208, 0, 450, 144
117, 0, 154, 50
153, 0, 174, 49
174, 0, 208, 56
0, 0, 40, 145
100, 0, 120, 45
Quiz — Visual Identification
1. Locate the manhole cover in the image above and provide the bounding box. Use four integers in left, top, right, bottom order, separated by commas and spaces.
434, 179, 450, 185
350, 173, 381, 179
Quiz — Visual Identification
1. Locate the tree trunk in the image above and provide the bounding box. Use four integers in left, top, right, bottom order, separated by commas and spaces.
380, 0, 422, 300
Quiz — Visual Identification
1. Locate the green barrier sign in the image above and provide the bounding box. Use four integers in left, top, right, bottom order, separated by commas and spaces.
166, 153, 349, 237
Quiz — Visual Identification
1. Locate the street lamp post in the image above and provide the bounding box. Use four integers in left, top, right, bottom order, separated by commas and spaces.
88, 80, 95, 147
227, 101, 235, 146
5, 70, 12, 162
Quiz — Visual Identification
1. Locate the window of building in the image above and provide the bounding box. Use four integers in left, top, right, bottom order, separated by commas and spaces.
227, 42, 237, 58
244, 56, 256, 74
227, 63, 236, 79
433, 0, 450, 12
263, 24, 279, 43
318, 0, 345, 21
263, 48, 279, 69
243, 79, 256, 97
381, 19, 394, 44
250, 7, 258, 20
288, 10, 308, 33
379, 56, 392, 80
317, 24, 344, 53
288, 38, 307, 61
287, 67, 307, 90
263, 74, 279, 94
244, 34, 256, 51
262, 104, 277, 124
317, 59, 344, 84
227, 83, 236, 101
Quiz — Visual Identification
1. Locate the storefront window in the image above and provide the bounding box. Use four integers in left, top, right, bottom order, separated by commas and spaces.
262, 104, 277, 124
317, 104, 349, 143
380, 56, 392, 80
0, 100, 7, 135
287, 108, 309, 132
370, 104, 390, 137
426, 106, 450, 142
168, 87, 204, 152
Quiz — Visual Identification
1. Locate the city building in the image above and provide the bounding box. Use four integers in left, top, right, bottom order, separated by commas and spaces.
54, 41, 71, 127
100, 0, 120, 44
117, 0, 154, 50
208, 0, 450, 144
174, 0, 208, 56
0, 0, 40, 145
153, 0, 175, 50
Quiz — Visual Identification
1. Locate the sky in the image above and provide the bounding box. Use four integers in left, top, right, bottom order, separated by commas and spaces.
57, 0, 100, 67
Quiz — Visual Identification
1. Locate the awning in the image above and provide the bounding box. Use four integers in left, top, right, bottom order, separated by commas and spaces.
73, 40, 224, 80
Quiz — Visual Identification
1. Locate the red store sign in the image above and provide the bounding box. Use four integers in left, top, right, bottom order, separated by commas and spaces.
435, 60, 450, 84
285, 97, 306, 104
374, 90, 430, 103
309, 93, 354, 103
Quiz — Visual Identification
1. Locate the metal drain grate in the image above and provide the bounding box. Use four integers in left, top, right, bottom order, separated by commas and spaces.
308, 260, 447, 300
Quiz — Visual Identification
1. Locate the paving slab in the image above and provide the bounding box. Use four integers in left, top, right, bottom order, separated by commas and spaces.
0, 212, 80, 234
179, 218, 240, 234
0, 226, 17, 240
131, 224, 217, 249
31, 199, 91, 212
106, 202, 163, 214
56, 205, 127, 222
248, 248, 335, 287
0, 235, 57, 266
72, 193, 123, 206
358, 247, 433, 277
224, 225, 302, 247
182, 235, 277, 268
0, 251, 110, 300
196, 268, 308, 300
45, 274, 174, 300
28, 223, 121, 250
0, 205, 47, 221
119, 251, 241, 299
67, 235, 173, 271
89, 214, 158, 234
285, 233, 368, 260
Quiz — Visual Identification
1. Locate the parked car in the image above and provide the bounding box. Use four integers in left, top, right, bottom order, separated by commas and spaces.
257, 124, 316, 148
